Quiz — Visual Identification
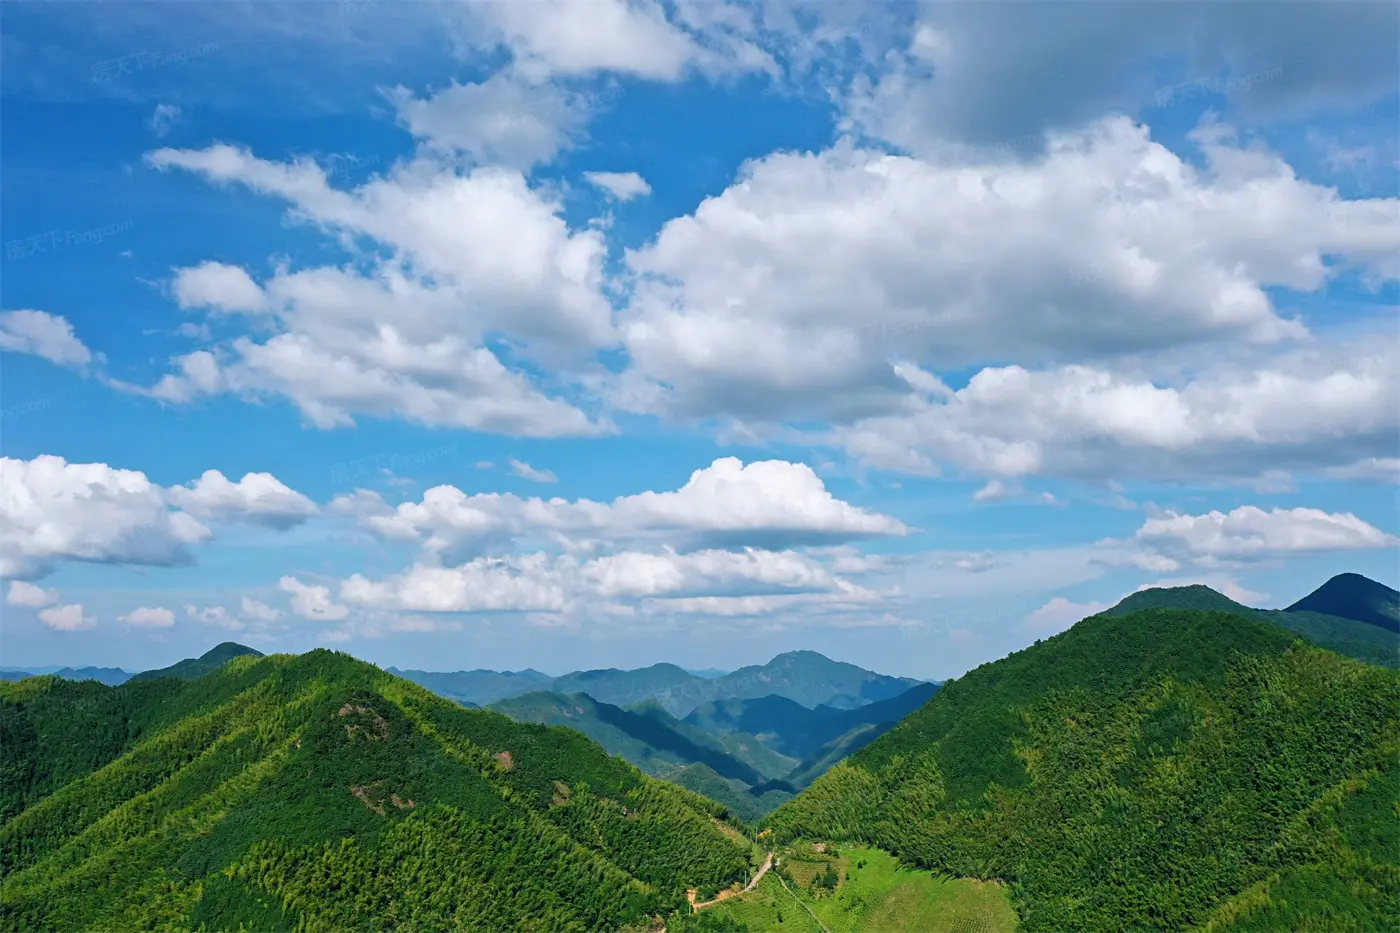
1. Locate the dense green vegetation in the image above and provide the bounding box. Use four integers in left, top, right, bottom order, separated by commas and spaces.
127, 641, 265, 682
1285, 572, 1400, 634
0, 649, 754, 931
672, 844, 1017, 933
1107, 583, 1399, 669
766, 608, 1400, 932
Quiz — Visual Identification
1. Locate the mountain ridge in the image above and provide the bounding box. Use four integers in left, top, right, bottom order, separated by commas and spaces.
766, 605, 1400, 932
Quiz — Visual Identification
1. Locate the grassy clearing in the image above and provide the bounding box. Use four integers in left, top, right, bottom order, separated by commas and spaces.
695, 845, 1017, 932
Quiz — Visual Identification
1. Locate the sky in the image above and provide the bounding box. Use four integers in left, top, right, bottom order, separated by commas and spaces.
1, 0, 1397, 681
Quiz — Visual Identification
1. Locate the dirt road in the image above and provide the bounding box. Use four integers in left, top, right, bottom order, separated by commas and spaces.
690, 852, 773, 911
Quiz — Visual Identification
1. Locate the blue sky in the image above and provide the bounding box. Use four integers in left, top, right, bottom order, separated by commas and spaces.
2, 0, 1397, 680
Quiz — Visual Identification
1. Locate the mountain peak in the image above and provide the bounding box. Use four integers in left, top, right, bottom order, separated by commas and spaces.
1286, 573, 1400, 633
202, 642, 263, 661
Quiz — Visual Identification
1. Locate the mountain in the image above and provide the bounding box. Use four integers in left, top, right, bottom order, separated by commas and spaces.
128, 642, 265, 682
767, 607, 1400, 932
550, 651, 925, 718
0, 666, 130, 686
0, 647, 755, 931
686, 667, 730, 678
685, 682, 940, 762
1107, 582, 1399, 669
387, 666, 553, 707
488, 690, 795, 787
1286, 572, 1400, 633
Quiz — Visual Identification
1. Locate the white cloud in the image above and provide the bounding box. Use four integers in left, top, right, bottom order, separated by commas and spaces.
166, 470, 318, 530
120, 606, 176, 629
186, 604, 243, 631
1023, 596, 1112, 637
826, 338, 1399, 482
462, 0, 703, 82
172, 261, 267, 314
1322, 457, 1400, 484
0, 310, 94, 368
347, 457, 907, 554
6, 581, 57, 607
585, 171, 652, 200
240, 596, 282, 622
617, 119, 1398, 447
392, 74, 589, 171
1134, 505, 1400, 565
508, 459, 558, 484
339, 545, 864, 615
279, 575, 349, 621
973, 480, 1017, 502
0, 456, 211, 579
39, 604, 96, 631
139, 146, 614, 436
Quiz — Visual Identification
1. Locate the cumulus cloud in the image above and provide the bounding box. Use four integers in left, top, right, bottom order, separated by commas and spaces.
345, 457, 907, 555
585, 171, 652, 200
1134, 505, 1399, 565
0, 310, 95, 368
617, 119, 1398, 449
0, 456, 211, 579
973, 480, 1017, 502
139, 145, 614, 436
39, 604, 96, 631
166, 470, 318, 529
240, 596, 282, 622
508, 459, 558, 484
392, 74, 589, 171
6, 581, 57, 607
172, 261, 267, 314
119, 606, 176, 629
339, 545, 868, 616
826, 337, 1399, 482
460, 0, 705, 82
0, 455, 319, 579
280, 575, 349, 621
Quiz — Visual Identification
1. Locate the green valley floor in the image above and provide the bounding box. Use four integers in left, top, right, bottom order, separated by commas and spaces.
674, 845, 1017, 933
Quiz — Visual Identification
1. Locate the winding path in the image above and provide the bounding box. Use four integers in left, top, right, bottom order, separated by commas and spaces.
690, 852, 773, 911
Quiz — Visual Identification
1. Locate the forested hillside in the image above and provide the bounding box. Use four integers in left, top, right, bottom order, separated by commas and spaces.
1286, 572, 1400, 633
1107, 583, 1399, 669
127, 641, 265, 682
766, 608, 1400, 932
0, 650, 754, 932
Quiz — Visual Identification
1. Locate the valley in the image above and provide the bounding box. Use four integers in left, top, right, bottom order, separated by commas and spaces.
1, 573, 1396, 931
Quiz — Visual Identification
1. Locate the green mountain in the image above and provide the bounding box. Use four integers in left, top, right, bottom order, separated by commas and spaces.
550, 651, 925, 718
0, 649, 755, 931
128, 641, 265, 682
387, 666, 553, 706
685, 682, 940, 762
0, 666, 130, 686
766, 607, 1400, 932
489, 690, 796, 787
1287, 572, 1400, 633
1107, 582, 1399, 669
